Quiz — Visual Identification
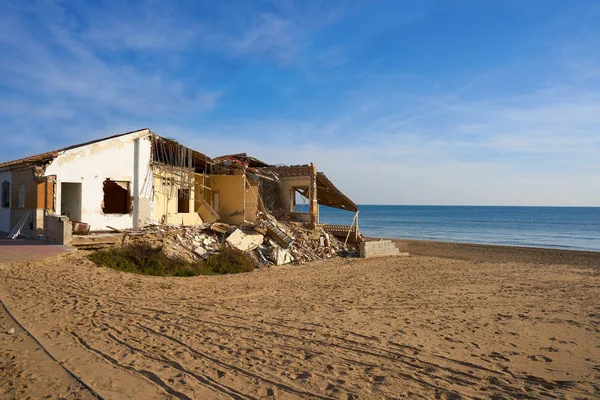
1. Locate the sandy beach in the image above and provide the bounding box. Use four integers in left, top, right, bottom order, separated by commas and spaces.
1, 241, 599, 399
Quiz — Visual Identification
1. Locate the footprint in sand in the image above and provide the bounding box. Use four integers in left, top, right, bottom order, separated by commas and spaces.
528, 355, 553, 362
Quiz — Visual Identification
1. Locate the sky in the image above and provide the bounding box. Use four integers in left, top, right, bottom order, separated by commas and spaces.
1, 0, 600, 206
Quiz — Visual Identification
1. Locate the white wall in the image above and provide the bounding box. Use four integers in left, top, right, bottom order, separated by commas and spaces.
0, 171, 11, 232
45, 129, 154, 231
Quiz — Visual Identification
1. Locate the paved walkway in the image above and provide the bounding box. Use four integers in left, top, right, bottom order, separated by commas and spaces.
0, 232, 73, 264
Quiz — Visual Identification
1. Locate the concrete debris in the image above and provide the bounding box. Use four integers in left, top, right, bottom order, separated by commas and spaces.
226, 229, 264, 251
272, 247, 294, 265
193, 246, 207, 257
75, 213, 363, 268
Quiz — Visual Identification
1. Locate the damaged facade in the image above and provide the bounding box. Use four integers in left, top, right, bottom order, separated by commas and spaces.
0, 129, 360, 251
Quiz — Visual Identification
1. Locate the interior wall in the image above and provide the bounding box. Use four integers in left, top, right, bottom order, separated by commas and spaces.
278, 176, 311, 213
208, 175, 245, 225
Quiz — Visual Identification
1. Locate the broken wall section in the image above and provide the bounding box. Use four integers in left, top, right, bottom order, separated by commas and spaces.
153, 171, 202, 226
260, 164, 318, 225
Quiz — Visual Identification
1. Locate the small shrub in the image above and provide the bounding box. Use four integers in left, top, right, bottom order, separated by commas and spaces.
89, 247, 138, 273
89, 242, 255, 277
205, 246, 256, 274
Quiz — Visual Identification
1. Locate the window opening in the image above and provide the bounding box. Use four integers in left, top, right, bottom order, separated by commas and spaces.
178, 189, 190, 213
102, 180, 131, 214
1, 181, 9, 208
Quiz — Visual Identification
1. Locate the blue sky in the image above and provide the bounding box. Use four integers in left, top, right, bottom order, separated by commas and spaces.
1, 0, 599, 206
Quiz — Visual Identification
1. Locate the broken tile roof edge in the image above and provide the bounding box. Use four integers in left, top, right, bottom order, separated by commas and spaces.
213, 153, 271, 168
0, 128, 152, 171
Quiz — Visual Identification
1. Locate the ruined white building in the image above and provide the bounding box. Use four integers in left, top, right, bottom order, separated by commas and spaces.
0, 129, 211, 236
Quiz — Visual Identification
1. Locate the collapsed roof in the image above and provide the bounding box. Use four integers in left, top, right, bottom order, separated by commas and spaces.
151, 134, 211, 173
262, 165, 358, 212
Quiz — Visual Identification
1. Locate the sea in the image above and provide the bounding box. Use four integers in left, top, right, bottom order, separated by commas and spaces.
315, 205, 600, 252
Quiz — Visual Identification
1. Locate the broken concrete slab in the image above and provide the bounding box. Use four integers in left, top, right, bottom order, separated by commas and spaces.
226, 229, 264, 251
194, 246, 207, 257
197, 199, 220, 224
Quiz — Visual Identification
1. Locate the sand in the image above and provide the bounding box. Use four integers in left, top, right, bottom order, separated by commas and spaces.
0, 241, 599, 399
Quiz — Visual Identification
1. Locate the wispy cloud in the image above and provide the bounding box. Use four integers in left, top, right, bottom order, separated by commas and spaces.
200, 1, 351, 65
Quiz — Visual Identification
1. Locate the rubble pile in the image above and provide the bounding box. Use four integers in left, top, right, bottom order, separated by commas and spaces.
118, 215, 354, 268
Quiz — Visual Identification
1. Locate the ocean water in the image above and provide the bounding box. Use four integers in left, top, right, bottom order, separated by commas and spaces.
316, 205, 600, 252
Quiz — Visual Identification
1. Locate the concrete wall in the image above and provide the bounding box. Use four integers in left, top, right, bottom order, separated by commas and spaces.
0, 171, 11, 232
45, 129, 154, 231
359, 240, 401, 258
44, 214, 72, 245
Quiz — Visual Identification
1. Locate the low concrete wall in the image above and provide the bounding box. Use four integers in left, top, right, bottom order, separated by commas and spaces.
359, 240, 404, 258
44, 215, 72, 245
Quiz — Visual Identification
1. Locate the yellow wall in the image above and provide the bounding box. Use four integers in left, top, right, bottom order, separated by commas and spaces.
206, 175, 246, 225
